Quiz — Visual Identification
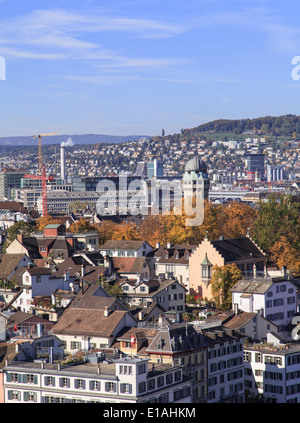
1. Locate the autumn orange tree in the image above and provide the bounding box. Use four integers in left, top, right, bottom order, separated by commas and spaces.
68, 218, 97, 233
270, 236, 300, 277
94, 220, 117, 245
138, 215, 165, 246
211, 263, 242, 310
111, 221, 140, 241
35, 215, 60, 231
221, 201, 258, 239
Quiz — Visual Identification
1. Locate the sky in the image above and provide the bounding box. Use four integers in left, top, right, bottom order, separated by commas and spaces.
0, 0, 300, 137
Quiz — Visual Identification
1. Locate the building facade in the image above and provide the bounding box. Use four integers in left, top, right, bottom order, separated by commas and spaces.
244, 335, 300, 403
3, 357, 192, 403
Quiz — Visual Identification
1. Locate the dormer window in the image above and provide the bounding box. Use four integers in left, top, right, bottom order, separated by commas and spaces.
174, 250, 179, 260
164, 250, 169, 259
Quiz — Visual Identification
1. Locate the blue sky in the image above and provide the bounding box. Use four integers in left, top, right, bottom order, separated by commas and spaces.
0, 0, 300, 137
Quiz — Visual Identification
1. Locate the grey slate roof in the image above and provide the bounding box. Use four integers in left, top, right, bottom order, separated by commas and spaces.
230, 279, 273, 294
211, 237, 265, 262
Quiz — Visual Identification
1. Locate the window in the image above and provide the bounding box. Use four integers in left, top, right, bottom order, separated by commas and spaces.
138, 381, 146, 393
138, 364, 146, 374
157, 376, 164, 387
166, 373, 173, 385
75, 379, 85, 389
120, 383, 132, 394
255, 353, 262, 363
45, 376, 55, 386
280, 285, 286, 292
119, 365, 132, 375
7, 373, 19, 383
148, 379, 155, 391
70, 341, 82, 350
24, 391, 37, 402
105, 382, 116, 393
59, 377, 70, 388
174, 371, 181, 382
202, 265, 211, 279
140, 286, 146, 292
122, 285, 129, 291
158, 393, 169, 403
89, 380, 100, 391
26, 374, 37, 384
7, 390, 21, 401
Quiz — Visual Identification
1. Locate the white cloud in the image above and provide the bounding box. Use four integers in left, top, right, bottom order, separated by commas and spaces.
0, 7, 187, 72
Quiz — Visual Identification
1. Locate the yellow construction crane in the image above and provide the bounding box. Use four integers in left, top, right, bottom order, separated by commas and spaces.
33, 132, 58, 175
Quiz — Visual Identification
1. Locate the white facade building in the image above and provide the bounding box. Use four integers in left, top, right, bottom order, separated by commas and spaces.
15, 268, 70, 313
205, 329, 245, 403
231, 279, 297, 339
4, 357, 192, 403
244, 336, 300, 403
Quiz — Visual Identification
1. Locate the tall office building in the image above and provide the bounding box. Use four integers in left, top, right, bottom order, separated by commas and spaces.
266, 164, 284, 182
0, 169, 26, 201
246, 154, 265, 181
147, 159, 164, 179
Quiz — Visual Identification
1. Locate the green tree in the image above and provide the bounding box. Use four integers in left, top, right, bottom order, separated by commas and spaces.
251, 195, 300, 258
211, 264, 242, 310
7, 220, 33, 242
102, 282, 123, 298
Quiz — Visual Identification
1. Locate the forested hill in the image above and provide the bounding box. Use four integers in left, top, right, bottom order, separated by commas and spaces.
187, 114, 300, 137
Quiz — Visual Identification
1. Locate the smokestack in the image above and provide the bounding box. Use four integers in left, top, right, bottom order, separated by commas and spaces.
61, 145, 66, 183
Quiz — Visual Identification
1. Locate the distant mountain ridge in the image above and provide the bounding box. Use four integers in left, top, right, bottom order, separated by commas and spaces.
0, 133, 150, 146
1, 114, 299, 147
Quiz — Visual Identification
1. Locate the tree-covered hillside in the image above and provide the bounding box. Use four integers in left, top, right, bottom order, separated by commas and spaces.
188, 114, 300, 137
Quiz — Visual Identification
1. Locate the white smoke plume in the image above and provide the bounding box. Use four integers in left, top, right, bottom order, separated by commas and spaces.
61, 137, 74, 148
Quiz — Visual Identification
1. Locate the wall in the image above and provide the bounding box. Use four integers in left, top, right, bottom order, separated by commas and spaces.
189, 238, 225, 298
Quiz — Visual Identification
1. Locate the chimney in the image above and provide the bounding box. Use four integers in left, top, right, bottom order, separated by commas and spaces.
167, 242, 172, 249
234, 303, 239, 315
138, 311, 144, 321
17, 233, 23, 244
104, 306, 109, 317
282, 266, 287, 280
64, 271, 69, 281
61, 145, 66, 183
81, 263, 86, 277
156, 242, 160, 249
158, 314, 163, 327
